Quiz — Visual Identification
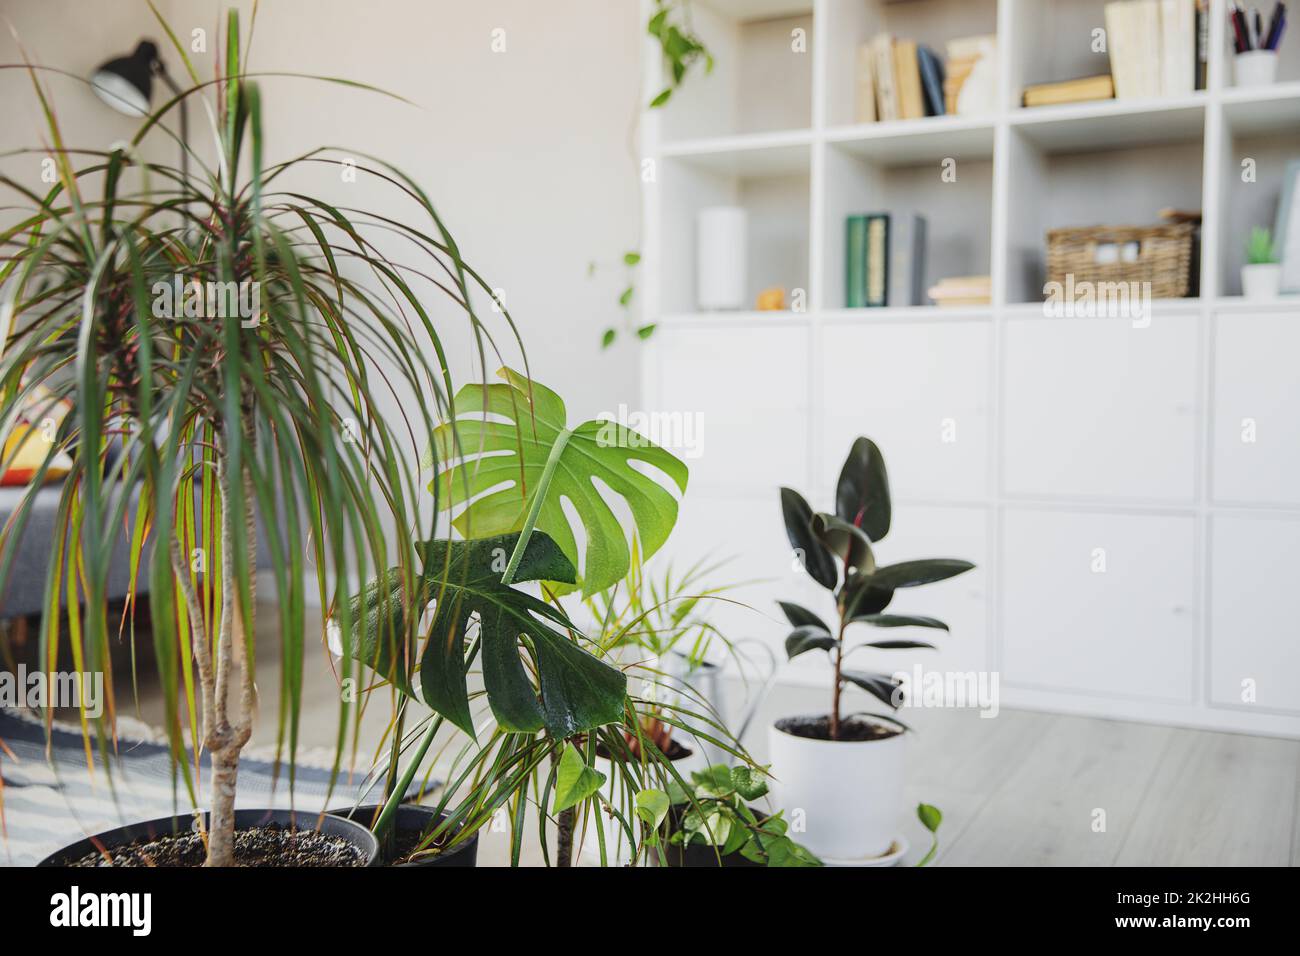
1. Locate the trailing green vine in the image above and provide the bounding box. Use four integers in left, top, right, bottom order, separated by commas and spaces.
596, 1, 713, 350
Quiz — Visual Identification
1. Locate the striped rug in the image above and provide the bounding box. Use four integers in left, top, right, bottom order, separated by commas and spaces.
0, 710, 389, 866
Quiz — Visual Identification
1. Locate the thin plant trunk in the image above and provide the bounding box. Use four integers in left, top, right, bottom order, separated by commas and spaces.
172, 432, 256, 866
830, 619, 846, 741
556, 806, 576, 867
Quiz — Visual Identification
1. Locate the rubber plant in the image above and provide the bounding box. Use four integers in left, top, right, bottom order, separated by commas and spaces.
777, 437, 975, 739
0, 7, 506, 864
346, 367, 697, 863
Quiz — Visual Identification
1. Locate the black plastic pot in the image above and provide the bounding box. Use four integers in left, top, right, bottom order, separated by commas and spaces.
655, 805, 766, 868
38, 808, 380, 867
327, 804, 479, 868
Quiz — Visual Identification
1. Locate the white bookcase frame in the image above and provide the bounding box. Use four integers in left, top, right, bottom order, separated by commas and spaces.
640, 0, 1300, 737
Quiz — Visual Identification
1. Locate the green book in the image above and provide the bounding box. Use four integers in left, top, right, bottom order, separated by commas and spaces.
846, 214, 889, 308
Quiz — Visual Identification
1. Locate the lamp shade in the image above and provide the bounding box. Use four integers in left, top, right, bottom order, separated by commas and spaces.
91, 40, 159, 117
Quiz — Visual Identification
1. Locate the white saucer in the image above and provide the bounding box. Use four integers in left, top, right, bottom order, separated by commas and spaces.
819, 835, 909, 868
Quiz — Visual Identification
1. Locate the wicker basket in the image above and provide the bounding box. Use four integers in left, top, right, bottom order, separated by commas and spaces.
1046, 221, 1198, 299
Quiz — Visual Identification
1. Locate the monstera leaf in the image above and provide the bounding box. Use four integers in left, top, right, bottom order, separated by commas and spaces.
348, 531, 626, 736
427, 368, 689, 596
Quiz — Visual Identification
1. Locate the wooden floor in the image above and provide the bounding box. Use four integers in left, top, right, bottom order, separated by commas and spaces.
126, 612, 1300, 867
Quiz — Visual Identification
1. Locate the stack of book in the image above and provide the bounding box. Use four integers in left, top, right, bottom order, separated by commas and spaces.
927, 275, 991, 307
944, 35, 997, 114
855, 33, 949, 123
1103, 0, 1205, 98
845, 213, 928, 308
1023, 73, 1116, 107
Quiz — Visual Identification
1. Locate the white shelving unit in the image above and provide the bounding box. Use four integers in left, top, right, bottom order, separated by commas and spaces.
639, 0, 1300, 738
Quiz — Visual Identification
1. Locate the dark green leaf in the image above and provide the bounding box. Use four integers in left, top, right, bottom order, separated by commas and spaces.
861, 640, 937, 650
785, 624, 837, 660
636, 323, 657, 340
348, 532, 626, 736
836, 437, 891, 541
841, 670, 903, 710
601, 327, 616, 349
777, 600, 831, 633
841, 573, 895, 617
780, 487, 837, 591
851, 613, 949, 631
870, 559, 975, 590
730, 765, 768, 801
811, 512, 875, 573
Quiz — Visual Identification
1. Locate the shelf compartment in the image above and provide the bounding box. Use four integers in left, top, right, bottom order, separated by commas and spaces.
1214, 104, 1300, 297
822, 0, 1000, 128
1004, 126, 1205, 304
659, 130, 813, 176
822, 138, 993, 310
656, 1, 814, 143
658, 150, 812, 315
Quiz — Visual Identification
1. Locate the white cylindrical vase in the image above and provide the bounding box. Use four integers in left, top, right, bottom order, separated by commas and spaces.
767, 717, 905, 862
696, 206, 747, 310
1235, 51, 1278, 87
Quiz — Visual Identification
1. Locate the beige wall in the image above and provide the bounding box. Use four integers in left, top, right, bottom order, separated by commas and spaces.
1, 0, 644, 419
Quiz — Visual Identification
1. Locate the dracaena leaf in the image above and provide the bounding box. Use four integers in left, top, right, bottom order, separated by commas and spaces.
428, 368, 688, 596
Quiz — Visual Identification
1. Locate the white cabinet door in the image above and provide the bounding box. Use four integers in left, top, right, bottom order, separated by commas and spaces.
866, 504, 990, 680
648, 323, 810, 496
1212, 311, 1300, 506
820, 321, 990, 502
1002, 316, 1199, 501
653, 488, 828, 672
1209, 515, 1300, 714
1000, 508, 1196, 702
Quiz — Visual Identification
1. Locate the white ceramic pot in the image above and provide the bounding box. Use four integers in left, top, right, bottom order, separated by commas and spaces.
767, 717, 905, 861
1242, 263, 1282, 300
1235, 50, 1278, 88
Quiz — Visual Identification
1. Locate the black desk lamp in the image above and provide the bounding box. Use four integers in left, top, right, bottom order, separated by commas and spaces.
91, 40, 189, 184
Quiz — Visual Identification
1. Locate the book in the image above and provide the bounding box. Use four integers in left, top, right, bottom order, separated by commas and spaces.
1195, 0, 1209, 89
917, 45, 946, 116
846, 215, 892, 308
871, 34, 899, 122
894, 40, 926, 120
928, 275, 992, 307
855, 43, 877, 123
944, 54, 979, 113
1105, 2, 1139, 98
1160, 0, 1195, 97
1023, 74, 1115, 107
889, 214, 928, 307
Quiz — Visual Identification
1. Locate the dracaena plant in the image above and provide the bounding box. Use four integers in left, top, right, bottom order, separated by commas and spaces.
778, 438, 975, 740
0, 8, 512, 865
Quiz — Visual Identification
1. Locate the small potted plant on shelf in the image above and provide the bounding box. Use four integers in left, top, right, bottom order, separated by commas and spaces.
1242, 226, 1282, 299
771, 437, 974, 864
10, 8, 500, 866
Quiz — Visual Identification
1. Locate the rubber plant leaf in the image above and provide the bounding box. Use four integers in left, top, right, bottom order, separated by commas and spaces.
428, 368, 688, 596
836, 436, 891, 541
347, 531, 626, 736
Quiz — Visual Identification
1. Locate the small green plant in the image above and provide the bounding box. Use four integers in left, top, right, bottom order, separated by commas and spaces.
778, 437, 975, 740
1246, 226, 1277, 265
638, 764, 821, 867
647, 0, 715, 109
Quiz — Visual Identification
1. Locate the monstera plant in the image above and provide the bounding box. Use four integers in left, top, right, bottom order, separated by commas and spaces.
766, 437, 974, 863
347, 369, 692, 864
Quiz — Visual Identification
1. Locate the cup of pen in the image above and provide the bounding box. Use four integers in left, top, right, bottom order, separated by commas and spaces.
1235, 49, 1279, 86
